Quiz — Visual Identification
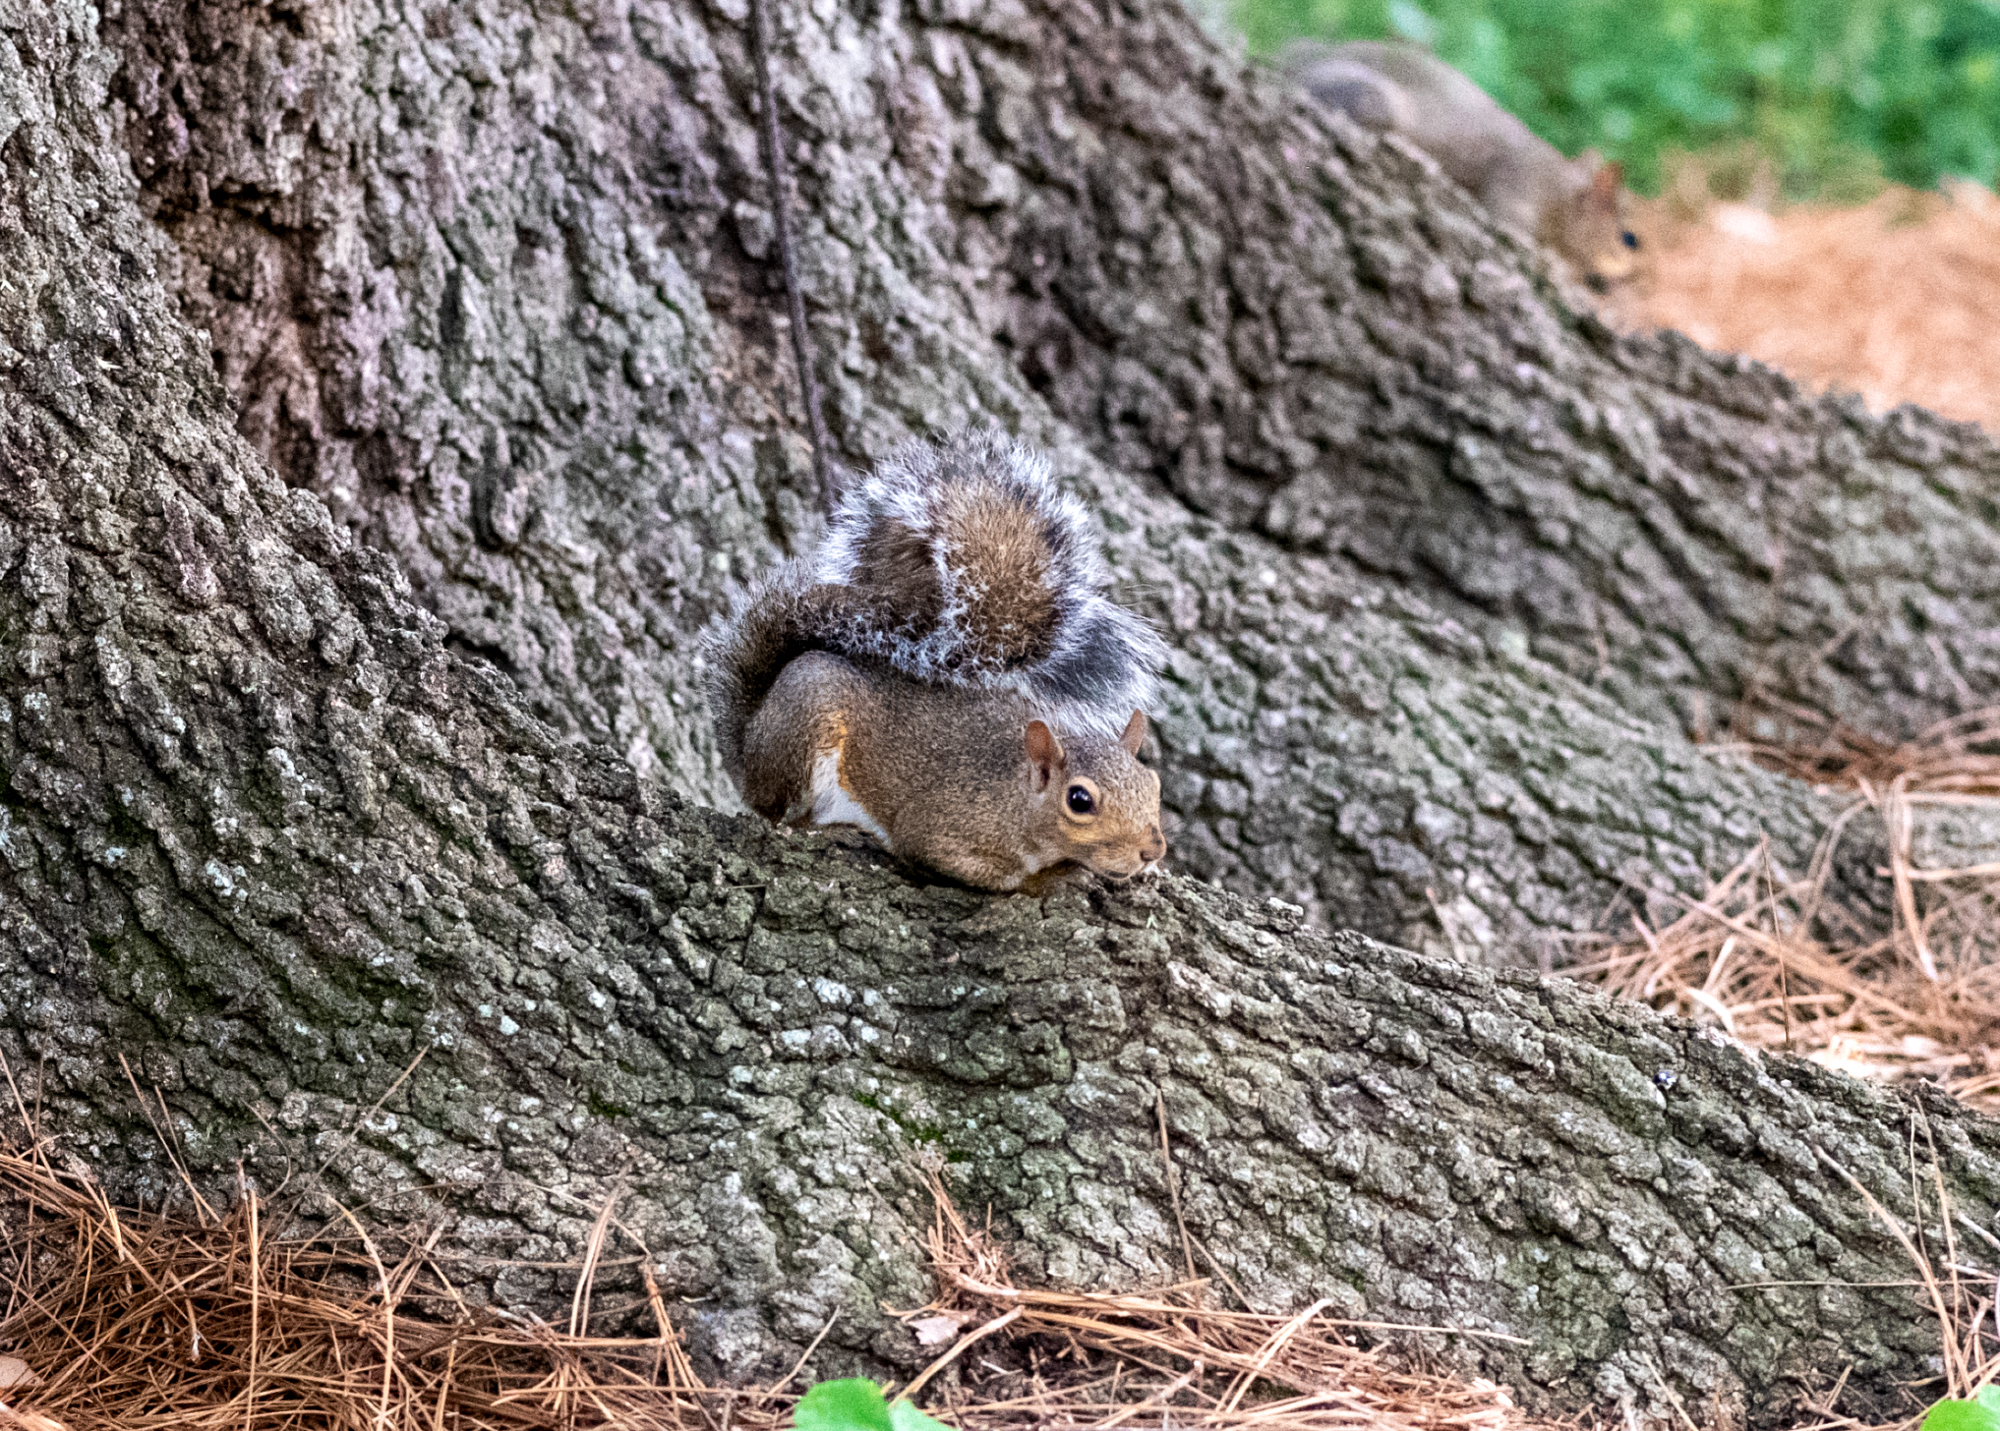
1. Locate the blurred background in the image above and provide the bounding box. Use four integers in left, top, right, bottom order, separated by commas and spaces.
1209, 0, 2000, 428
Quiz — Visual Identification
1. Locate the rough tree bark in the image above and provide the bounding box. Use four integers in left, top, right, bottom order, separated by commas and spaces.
93, 0, 2000, 952
4, 0, 2000, 1425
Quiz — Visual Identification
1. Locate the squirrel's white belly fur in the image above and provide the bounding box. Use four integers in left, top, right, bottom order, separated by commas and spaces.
808, 747, 893, 848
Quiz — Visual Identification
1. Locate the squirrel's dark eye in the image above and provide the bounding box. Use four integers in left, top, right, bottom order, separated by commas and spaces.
1066, 785, 1096, 816
1621, 230, 1640, 250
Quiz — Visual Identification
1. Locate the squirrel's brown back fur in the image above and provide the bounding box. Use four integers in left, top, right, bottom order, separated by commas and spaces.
704, 568, 854, 788
1282, 39, 1638, 286
745, 651, 1164, 891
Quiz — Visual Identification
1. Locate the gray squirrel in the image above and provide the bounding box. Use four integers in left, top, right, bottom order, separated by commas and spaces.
1282, 39, 1640, 286
706, 433, 1169, 892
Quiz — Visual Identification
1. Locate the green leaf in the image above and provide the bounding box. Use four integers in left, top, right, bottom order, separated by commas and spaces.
795, 1379, 895, 1431
887, 1400, 954, 1431
1920, 1388, 2000, 1431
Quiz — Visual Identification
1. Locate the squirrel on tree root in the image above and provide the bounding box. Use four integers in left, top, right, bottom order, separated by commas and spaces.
1280, 39, 1640, 288
706, 433, 1170, 892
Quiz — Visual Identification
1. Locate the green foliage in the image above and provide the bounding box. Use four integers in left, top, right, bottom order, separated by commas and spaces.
1924, 1387, 2000, 1431
1231, 0, 2000, 196
793, 1379, 953, 1431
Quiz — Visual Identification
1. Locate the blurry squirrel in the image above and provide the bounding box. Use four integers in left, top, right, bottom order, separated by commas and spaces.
1280, 39, 1640, 287
706, 433, 1170, 892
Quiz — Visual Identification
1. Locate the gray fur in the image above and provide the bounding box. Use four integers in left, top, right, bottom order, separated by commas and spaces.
709, 433, 1168, 771
1279, 39, 1594, 237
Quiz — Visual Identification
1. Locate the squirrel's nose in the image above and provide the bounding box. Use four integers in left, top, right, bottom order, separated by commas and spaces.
1142, 826, 1166, 863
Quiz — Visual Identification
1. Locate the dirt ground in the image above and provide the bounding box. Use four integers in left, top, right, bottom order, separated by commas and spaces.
1609, 181, 2000, 432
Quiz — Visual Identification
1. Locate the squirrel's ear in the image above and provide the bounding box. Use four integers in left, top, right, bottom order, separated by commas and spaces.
1025, 720, 1063, 790
1592, 160, 1624, 197
1119, 709, 1147, 755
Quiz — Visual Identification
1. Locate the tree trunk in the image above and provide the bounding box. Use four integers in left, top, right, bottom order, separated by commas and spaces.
95, 0, 2000, 953
1, 0, 1997, 1424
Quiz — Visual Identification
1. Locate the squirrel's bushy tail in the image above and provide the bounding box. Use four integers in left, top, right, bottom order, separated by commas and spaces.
703, 569, 852, 784
814, 433, 1167, 734
705, 432, 1168, 777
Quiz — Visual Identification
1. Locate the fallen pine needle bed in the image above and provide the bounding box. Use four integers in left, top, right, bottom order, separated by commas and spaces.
0, 1138, 1559, 1431
1571, 706, 2000, 1110
905, 1164, 1540, 1430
